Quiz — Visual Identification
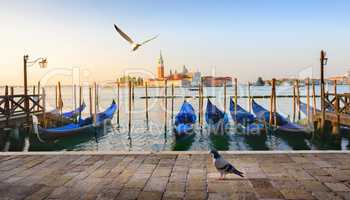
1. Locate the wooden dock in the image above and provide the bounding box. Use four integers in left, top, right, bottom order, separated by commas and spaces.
0, 93, 45, 128
1, 152, 350, 200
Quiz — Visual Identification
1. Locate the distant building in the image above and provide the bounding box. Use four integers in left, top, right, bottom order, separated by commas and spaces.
146, 52, 200, 87
145, 52, 233, 87
202, 76, 232, 87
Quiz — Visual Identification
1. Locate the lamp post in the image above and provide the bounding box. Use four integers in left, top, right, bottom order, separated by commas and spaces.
23, 55, 47, 128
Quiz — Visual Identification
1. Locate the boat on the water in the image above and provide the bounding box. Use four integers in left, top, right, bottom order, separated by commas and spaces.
34, 100, 117, 140
48, 102, 86, 119
205, 99, 229, 134
174, 101, 197, 137
229, 98, 264, 133
252, 100, 308, 133
62, 102, 86, 119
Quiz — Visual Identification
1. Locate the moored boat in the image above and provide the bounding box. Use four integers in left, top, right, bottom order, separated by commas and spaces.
34, 100, 117, 140
205, 99, 229, 134
252, 100, 308, 133
174, 101, 196, 137
229, 98, 264, 134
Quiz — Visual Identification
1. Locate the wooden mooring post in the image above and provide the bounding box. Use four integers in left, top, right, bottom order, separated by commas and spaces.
42, 88, 47, 128
89, 86, 93, 117
198, 82, 202, 127
73, 84, 77, 113
5, 86, 9, 126
248, 82, 251, 113
296, 79, 301, 120
292, 81, 296, 122
224, 80, 227, 113
145, 82, 149, 128
117, 81, 120, 127
319, 50, 327, 134
79, 85, 82, 120
128, 81, 132, 134
58, 82, 63, 115
171, 83, 174, 124
234, 78, 238, 122
93, 83, 97, 125
10, 87, 14, 111
306, 78, 310, 123
269, 79, 277, 126
312, 79, 316, 115
164, 80, 168, 132
332, 80, 340, 135
37, 82, 41, 112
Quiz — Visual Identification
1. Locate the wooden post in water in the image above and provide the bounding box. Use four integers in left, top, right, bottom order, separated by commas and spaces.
234, 78, 238, 121
200, 79, 204, 127
320, 50, 327, 133
296, 79, 301, 120
37, 82, 41, 112
198, 82, 201, 126
333, 80, 340, 135
224, 80, 227, 113
269, 79, 276, 126
132, 82, 135, 102
312, 79, 316, 115
248, 82, 251, 113
117, 81, 120, 127
128, 81, 132, 132
273, 79, 277, 127
58, 82, 63, 115
94, 82, 97, 125
89, 86, 92, 117
10, 87, 14, 110
73, 84, 77, 113
5, 86, 9, 126
164, 80, 168, 132
306, 78, 310, 123
292, 81, 296, 122
42, 88, 46, 128
145, 82, 149, 127
171, 83, 174, 124
32, 86, 36, 112
79, 85, 82, 120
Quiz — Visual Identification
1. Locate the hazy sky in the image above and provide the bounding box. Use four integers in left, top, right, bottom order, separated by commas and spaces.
1, 0, 350, 85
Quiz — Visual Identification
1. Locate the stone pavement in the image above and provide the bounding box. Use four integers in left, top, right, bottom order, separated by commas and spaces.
0, 152, 350, 200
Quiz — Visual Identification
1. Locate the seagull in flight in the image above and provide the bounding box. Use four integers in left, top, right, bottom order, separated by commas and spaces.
210, 150, 244, 180
114, 24, 158, 52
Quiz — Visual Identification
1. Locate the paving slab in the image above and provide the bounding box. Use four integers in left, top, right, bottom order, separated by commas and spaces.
0, 152, 350, 200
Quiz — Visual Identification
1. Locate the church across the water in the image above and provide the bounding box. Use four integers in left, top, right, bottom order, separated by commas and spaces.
145, 52, 201, 87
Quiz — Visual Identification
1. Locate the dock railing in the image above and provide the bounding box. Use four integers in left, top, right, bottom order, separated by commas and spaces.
0, 94, 44, 123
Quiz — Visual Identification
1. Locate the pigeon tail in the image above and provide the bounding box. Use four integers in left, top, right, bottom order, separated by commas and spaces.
231, 168, 244, 177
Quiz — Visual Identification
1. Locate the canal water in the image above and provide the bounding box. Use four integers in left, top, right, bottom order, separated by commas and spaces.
2, 84, 350, 151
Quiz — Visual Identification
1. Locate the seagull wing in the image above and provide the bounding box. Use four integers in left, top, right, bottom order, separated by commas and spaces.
114, 24, 134, 44
141, 34, 159, 45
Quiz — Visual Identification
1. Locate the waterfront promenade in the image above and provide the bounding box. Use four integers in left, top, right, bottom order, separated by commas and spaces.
1, 151, 350, 200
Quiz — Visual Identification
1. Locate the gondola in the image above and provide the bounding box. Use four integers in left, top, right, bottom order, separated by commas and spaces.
34, 100, 117, 140
205, 99, 229, 134
49, 102, 87, 119
62, 102, 86, 118
229, 98, 264, 133
252, 100, 308, 133
174, 101, 197, 137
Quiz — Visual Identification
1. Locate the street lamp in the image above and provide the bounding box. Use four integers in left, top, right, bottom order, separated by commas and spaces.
23, 55, 47, 126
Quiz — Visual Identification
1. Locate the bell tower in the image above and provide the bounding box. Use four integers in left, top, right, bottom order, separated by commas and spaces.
157, 51, 164, 79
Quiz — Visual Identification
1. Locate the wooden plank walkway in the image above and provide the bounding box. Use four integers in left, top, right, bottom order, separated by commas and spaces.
0, 152, 350, 200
